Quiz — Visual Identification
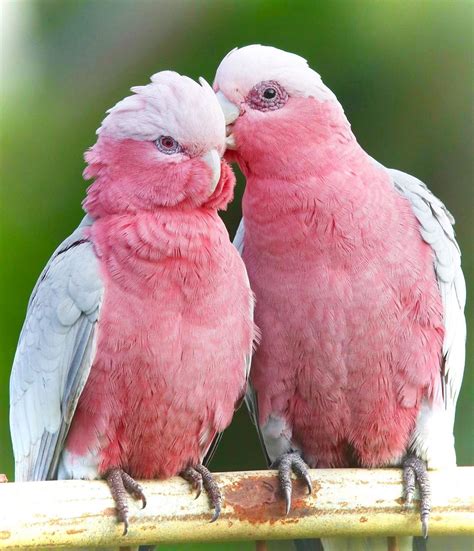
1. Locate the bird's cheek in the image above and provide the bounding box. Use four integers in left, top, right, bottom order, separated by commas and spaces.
231, 115, 266, 158
203, 160, 236, 210
146, 159, 204, 207
182, 158, 222, 206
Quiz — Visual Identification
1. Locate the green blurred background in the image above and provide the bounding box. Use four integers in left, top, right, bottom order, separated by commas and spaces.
0, 1, 472, 549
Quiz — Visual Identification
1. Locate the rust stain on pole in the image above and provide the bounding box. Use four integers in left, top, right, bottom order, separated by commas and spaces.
225, 473, 319, 524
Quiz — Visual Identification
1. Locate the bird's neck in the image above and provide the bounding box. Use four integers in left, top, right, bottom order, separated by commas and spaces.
243, 138, 380, 213
87, 208, 227, 273
242, 144, 395, 250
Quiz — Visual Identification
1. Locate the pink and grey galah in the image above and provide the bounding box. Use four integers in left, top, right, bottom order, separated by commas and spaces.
214, 45, 466, 548
9, 71, 256, 533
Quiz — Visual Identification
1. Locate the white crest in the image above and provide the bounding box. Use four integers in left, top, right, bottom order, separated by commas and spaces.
97, 71, 226, 155
214, 44, 337, 103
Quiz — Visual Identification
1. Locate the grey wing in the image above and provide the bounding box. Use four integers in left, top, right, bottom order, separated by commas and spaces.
26, 215, 95, 308
10, 218, 104, 481
388, 168, 466, 421
233, 218, 245, 255
232, 218, 253, 388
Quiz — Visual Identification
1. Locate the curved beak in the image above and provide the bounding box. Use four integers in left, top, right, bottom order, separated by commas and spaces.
202, 149, 221, 193
216, 91, 239, 150
216, 91, 239, 124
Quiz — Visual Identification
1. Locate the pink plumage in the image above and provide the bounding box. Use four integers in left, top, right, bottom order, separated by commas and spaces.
214, 45, 465, 545
237, 101, 444, 468
67, 201, 251, 479
69, 77, 254, 479
10, 71, 255, 531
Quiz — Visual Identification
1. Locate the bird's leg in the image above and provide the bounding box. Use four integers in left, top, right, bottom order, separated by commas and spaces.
105, 468, 146, 536
195, 464, 222, 522
181, 466, 203, 499
402, 455, 431, 538
180, 464, 222, 521
121, 471, 147, 508
272, 451, 312, 514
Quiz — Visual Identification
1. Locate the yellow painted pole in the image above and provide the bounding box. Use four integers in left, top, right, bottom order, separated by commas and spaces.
0, 468, 473, 549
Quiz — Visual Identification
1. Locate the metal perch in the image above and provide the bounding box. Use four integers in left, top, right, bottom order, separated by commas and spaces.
0, 468, 472, 549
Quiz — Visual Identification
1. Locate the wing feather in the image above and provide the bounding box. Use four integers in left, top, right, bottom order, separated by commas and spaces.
9, 217, 104, 481
233, 218, 245, 255
388, 168, 466, 418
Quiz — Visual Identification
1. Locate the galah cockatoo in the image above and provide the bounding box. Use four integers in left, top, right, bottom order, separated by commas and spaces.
214, 45, 466, 546
10, 71, 255, 534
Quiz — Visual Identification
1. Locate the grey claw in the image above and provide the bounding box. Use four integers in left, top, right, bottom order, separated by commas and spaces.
194, 479, 203, 500
181, 466, 204, 500
303, 473, 312, 494
422, 518, 429, 539
402, 455, 431, 537
106, 468, 139, 536
194, 464, 222, 522
284, 487, 291, 515
210, 502, 221, 523
277, 451, 311, 513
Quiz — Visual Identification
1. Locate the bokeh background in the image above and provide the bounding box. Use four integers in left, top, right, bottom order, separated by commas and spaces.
1, 1, 472, 550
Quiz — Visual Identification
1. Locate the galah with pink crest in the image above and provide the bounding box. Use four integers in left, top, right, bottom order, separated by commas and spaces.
214, 45, 466, 550
10, 71, 256, 536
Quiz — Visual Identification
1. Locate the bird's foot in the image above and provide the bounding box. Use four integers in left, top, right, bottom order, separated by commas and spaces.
105, 468, 146, 536
403, 455, 431, 538
272, 451, 312, 514
181, 465, 203, 499
180, 464, 222, 522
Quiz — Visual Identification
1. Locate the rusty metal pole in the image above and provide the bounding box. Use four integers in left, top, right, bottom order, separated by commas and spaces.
0, 468, 473, 549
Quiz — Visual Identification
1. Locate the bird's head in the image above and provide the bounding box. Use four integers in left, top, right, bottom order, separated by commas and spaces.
84, 71, 235, 217
214, 45, 352, 179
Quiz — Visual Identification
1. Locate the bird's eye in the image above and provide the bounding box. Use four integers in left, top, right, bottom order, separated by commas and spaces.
247, 80, 288, 112
263, 87, 277, 99
155, 135, 181, 154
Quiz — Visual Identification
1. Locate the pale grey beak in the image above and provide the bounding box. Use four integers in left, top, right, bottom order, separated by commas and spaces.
216, 91, 239, 150
216, 91, 239, 124
202, 149, 221, 193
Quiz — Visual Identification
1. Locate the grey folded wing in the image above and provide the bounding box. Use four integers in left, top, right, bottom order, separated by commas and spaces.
233, 218, 246, 255
388, 168, 466, 420
9, 216, 104, 481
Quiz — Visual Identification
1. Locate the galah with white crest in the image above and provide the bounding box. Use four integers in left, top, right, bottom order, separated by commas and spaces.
10, 71, 256, 537
214, 45, 466, 550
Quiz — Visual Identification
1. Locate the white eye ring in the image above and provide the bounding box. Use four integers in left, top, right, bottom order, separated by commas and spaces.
155, 135, 181, 155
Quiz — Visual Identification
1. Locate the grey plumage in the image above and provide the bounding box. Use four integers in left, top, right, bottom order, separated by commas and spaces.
10, 216, 104, 481
388, 169, 466, 419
